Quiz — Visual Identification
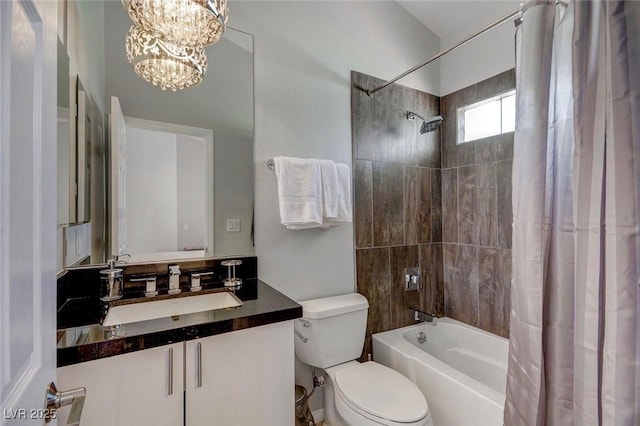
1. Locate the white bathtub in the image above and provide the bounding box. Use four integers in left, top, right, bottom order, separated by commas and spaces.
372, 318, 508, 426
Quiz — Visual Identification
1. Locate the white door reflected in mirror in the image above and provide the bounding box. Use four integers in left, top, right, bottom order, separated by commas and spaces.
109, 98, 214, 263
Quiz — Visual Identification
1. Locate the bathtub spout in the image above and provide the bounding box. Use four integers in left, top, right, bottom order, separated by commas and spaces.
412, 309, 437, 325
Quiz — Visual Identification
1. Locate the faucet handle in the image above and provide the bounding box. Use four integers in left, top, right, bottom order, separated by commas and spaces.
131, 276, 158, 297
190, 271, 213, 292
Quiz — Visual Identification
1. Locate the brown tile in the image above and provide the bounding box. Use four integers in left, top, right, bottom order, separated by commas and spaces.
417, 168, 432, 243
432, 244, 445, 317
405, 167, 431, 245
457, 166, 478, 245
372, 161, 404, 246
386, 83, 405, 164
390, 245, 420, 328
354, 160, 373, 248
443, 244, 478, 325
419, 244, 445, 316
416, 91, 442, 168
497, 160, 513, 249
441, 85, 476, 168
475, 69, 516, 101
352, 72, 388, 162
404, 166, 419, 245
430, 169, 442, 243
477, 163, 498, 248
441, 168, 458, 243
360, 335, 373, 362
401, 87, 418, 165
475, 132, 514, 164
356, 248, 391, 336
478, 248, 511, 337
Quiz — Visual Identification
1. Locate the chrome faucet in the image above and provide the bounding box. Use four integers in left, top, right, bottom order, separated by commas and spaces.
168, 265, 181, 295
130, 276, 158, 297
190, 271, 213, 292
412, 309, 437, 325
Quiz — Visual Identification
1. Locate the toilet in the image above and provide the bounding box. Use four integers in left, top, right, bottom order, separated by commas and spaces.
294, 293, 433, 426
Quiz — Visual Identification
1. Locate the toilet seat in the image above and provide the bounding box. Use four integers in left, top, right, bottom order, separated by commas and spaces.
333, 362, 429, 425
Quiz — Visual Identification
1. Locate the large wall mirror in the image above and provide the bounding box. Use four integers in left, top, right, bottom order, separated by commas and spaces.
58, 0, 254, 269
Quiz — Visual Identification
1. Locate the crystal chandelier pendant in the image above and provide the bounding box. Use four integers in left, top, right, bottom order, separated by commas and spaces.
122, 0, 229, 48
125, 25, 208, 91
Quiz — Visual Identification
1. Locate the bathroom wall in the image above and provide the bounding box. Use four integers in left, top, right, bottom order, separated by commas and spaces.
440, 69, 514, 338
230, 1, 441, 303
230, 2, 441, 415
439, 15, 515, 96
352, 71, 445, 359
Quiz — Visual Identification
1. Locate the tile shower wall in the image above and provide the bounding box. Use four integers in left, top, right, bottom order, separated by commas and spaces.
440, 69, 514, 338
352, 70, 514, 352
352, 71, 445, 359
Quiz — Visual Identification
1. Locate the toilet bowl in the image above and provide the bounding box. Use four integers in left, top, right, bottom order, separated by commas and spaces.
325, 361, 433, 426
294, 293, 433, 426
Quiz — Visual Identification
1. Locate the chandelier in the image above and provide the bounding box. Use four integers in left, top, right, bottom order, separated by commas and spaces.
122, 0, 228, 48
122, 0, 229, 91
125, 25, 208, 91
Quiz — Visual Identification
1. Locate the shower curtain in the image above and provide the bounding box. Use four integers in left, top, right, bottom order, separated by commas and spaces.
505, 1, 639, 425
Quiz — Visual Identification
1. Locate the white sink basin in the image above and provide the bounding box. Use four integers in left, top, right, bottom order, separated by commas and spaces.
102, 292, 243, 326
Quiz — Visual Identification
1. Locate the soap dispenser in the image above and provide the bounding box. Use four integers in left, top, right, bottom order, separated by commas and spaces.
99, 258, 124, 301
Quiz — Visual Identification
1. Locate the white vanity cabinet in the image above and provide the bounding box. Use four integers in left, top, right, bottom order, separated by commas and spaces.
56, 320, 294, 426
185, 320, 294, 426
56, 342, 184, 426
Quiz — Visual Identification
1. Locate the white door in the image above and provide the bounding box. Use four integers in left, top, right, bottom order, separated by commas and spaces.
0, 0, 58, 424
109, 96, 126, 257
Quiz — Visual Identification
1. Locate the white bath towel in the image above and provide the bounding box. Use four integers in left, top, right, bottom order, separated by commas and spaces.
326, 163, 352, 225
319, 159, 339, 219
273, 156, 324, 229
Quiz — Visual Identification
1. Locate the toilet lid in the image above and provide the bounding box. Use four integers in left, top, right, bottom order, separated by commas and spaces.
334, 362, 428, 424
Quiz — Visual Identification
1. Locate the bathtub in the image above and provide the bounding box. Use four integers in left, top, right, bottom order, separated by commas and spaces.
372, 318, 508, 426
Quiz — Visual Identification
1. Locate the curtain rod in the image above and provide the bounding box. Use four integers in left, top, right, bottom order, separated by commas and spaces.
365, 0, 561, 97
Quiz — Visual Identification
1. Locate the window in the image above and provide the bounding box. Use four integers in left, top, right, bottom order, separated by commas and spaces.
457, 90, 515, 144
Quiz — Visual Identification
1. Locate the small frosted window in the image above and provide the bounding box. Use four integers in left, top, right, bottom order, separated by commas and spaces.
458, 90, 516, 144
501, 93, 516, 133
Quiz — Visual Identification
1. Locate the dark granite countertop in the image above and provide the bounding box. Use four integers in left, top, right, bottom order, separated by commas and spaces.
57, 279, 301, 367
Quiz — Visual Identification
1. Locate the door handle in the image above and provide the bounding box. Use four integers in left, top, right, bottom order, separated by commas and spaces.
45, 382, 86, 425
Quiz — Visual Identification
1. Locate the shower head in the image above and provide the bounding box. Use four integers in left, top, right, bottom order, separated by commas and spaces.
406, 111, 444, 134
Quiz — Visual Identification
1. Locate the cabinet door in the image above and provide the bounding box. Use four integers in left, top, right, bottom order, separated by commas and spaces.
185, 321, 295, 426
57, 342, 183, 426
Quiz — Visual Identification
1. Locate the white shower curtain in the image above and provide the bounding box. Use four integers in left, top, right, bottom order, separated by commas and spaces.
504, 1, 640, 425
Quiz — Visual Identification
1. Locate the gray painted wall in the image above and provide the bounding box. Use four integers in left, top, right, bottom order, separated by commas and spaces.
229, 1, 442, 413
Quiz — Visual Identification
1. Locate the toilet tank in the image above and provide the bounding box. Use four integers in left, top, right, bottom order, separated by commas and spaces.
294, 293, 369, 369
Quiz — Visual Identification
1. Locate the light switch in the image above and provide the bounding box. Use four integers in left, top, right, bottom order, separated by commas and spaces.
226, 219, 240, 232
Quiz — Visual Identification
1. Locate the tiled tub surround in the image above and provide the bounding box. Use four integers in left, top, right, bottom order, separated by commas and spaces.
440, 69, 514, 338
57, 256, 302, 366
351, 70, 514, 351
352, 71, 445, 359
